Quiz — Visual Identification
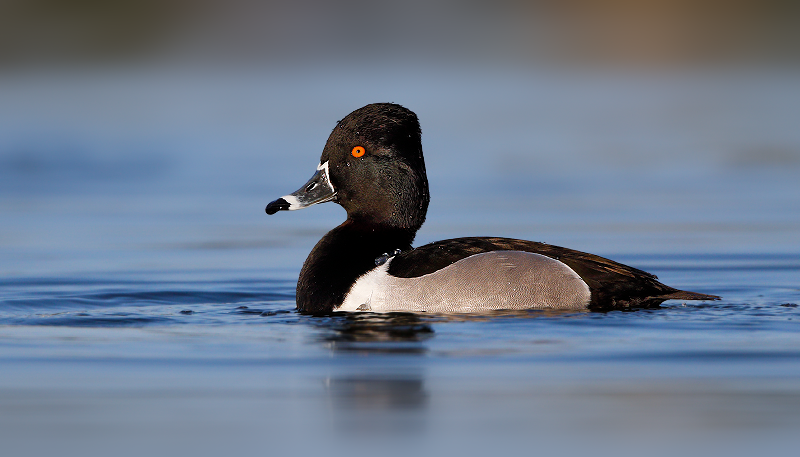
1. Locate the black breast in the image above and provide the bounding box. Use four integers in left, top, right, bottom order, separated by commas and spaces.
296, 220, 416, 313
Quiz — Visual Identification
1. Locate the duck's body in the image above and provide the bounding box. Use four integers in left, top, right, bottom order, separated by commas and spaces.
266, 103, 719, 313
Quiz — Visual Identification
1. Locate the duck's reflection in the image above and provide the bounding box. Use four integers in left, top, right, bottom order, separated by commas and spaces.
325, 375, 428, 410
311, 314, 432, 431
316, 312, 435, 355
324, 373, 429, 434
312, 309, 597, 434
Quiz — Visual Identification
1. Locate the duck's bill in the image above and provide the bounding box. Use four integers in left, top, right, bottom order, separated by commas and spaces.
265, 162, 336, 214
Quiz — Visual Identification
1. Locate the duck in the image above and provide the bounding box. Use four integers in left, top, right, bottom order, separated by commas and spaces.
266, 103, 719, 313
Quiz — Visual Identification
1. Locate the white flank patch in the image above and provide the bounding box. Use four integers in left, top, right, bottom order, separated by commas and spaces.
338, 259, 392, 312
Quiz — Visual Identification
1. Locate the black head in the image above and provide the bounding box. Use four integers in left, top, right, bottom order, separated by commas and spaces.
267, 103, 430, 232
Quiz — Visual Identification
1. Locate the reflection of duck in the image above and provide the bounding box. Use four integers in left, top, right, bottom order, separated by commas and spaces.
324, 374, 428, 434
266, 103, 720, 313
326, 375, 428, 411
317, 313, 433, 344
318, 313, 433, 355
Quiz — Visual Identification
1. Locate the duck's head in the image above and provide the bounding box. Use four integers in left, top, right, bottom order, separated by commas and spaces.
266, 103, 430, 231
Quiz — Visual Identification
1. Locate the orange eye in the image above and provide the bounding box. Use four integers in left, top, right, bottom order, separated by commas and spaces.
351, 146, 365, 158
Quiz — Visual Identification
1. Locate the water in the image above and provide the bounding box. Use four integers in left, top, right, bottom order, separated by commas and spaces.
1, 66, 799, 456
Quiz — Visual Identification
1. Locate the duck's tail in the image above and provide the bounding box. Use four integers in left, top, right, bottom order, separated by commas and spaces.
659, 290, 721, 301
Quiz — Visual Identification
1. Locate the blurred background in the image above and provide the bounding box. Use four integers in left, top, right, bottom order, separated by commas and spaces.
1, 0, 798, 276
1, 0, 799, 67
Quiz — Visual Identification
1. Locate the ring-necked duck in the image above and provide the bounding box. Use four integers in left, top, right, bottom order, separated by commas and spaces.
266, 103, 719, 313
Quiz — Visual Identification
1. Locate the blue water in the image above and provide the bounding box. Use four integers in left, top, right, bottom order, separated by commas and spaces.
1, 66, 799, 456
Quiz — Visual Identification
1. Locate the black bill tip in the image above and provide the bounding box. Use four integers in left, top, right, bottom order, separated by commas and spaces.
265, 198, 290, 215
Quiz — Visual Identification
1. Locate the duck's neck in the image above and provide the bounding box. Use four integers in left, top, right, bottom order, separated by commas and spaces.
296, 219, 418, 313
